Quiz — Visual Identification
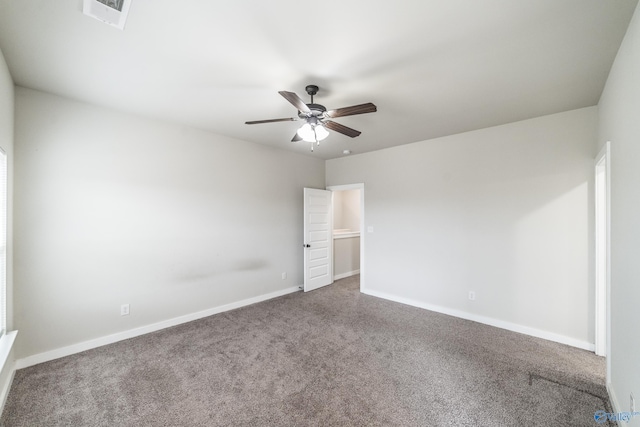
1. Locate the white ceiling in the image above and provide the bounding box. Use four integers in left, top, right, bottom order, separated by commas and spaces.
0, 0, 637, 159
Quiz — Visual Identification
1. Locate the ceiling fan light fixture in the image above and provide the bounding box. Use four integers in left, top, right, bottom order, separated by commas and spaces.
314, 124, 329, 141
297, 123, 314, 142
297, 123, 329, 143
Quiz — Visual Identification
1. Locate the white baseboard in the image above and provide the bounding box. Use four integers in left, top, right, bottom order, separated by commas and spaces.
0, 368, 15, 416
0, 331, 17, 414
334, 269, 360, 280
16, 286, 300, 370
362, 289, 595, 352
607, 382, 620, 415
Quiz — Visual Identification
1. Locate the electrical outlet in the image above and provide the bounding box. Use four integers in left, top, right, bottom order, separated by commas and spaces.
468, 291, 476, 301
282, 272, 287, 280
631, 392, 635, 412
120, 303, 130, 316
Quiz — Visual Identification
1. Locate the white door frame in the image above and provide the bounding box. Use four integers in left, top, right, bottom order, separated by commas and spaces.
594, 141, 610, 377
326, 183, 365, 292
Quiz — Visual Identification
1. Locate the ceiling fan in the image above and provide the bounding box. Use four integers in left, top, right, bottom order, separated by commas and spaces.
245, 85, 377, 151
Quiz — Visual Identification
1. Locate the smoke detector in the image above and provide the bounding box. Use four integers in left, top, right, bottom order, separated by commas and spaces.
83, 0, 132, 30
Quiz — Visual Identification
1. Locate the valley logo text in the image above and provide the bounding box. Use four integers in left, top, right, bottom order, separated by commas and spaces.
594, 410, 640, 423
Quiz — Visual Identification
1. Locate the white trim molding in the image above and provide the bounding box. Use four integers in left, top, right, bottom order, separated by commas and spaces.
607, 382, 621, 415
16, 287, 299, 370
363, 289, 595, 352
594, 141, 611, 374
0, 330, 17, 413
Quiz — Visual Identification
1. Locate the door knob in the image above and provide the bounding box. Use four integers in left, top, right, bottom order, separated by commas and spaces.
304, 244, 311, 248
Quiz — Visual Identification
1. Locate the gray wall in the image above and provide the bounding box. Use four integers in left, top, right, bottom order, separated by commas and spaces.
327, 107, 596, 347
13, 88, 325, 359
597, 1, 640, 417
333, 237, 360, 278
333, 190, 360, 231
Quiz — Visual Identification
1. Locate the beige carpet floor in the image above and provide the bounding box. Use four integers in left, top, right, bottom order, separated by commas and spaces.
1, 275, 611, 426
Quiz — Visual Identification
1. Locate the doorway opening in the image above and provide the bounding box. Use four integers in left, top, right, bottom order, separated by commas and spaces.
327, 184, 365, 292
594, 142, 610, 376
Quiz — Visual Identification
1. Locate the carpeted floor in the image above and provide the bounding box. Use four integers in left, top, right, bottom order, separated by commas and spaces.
1, 276, 611, 426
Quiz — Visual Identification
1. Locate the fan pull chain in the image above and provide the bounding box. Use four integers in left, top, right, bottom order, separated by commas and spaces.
308, 126, 319, 152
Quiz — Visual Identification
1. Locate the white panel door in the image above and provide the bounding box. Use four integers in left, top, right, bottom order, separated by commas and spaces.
303, 188, 333, 292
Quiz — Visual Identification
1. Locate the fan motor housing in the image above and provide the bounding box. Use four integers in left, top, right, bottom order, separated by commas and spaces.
299, 103, 326, 118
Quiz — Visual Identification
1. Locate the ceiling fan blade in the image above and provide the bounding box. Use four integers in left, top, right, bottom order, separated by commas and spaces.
245, 117, 297, 125
279, 91, 311, 114
326, 102, 377, 118
291, 133, 302, 142
324, 120, 362, 138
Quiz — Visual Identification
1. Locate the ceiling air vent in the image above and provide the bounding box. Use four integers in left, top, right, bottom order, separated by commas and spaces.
83, 0, 132, 30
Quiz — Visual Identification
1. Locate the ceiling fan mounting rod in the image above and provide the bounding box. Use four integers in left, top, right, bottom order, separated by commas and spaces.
305, 84, 319, 104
